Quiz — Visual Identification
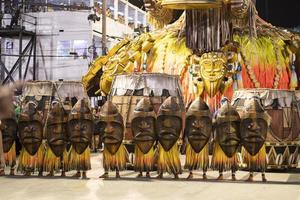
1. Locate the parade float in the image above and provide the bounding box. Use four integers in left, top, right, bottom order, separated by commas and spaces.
82, 0, 300, 171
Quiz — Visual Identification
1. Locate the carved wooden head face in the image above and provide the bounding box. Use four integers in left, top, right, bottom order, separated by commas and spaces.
215, 101, 241, 157
19, 120, 43, 155
99, 101, 124, 155
46, 102, 68, 157
68, 119, 93, 154
132, 116, 156, 154
241, 117, 267, 156
186, 116, 212, 153
216, 121, 240, 157
131, 98, 157, 154
157, 97, 182, 151
240, 98, 269, 156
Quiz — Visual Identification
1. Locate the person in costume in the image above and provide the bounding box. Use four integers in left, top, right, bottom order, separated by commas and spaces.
240, 97, 270, 182
131, 98, 157, 178
211, 99, 241, 180
0, 84, 21, 176
184, 97, 211, 179
0, 108, 18, 175
44, 100, 68, 177
156, 96, 182, 179
18, 101, 45, 176
68, 99, 93, 179
99, 101, 127, 179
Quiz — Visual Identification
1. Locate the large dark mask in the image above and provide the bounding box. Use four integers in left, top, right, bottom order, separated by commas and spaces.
18, 101, 43, 155
46, 102, 68, 157
215, 101, 241, 158
1, 118, 18, 153
240, 98, 270, 156
68, 99, 93, 154
185, 97, 212, 153
131, 98, 156, 154
99, 101, 124, 155
157, 96, 182, 151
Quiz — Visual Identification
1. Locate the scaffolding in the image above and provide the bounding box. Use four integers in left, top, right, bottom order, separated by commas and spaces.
0, 2, 37, 85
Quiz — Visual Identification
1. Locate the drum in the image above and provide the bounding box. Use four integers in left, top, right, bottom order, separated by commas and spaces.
232, 89, 300, 169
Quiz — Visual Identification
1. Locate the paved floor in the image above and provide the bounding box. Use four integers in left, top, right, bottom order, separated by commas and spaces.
0, 153, 300, 200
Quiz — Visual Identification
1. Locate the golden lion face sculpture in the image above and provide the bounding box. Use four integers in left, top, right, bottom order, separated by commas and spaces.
191, 52, 230, 97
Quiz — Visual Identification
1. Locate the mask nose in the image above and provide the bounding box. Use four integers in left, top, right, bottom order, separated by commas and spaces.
250, 121, 261, 132
104, 122, 114, 133
229, 125, 236, 133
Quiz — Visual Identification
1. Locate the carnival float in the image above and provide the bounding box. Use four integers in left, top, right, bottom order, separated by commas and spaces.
82, 0, 300, 170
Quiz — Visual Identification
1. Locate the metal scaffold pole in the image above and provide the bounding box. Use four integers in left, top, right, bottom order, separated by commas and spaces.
102, 0, 107, 55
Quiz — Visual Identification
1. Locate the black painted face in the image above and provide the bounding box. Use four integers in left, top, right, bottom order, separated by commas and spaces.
186, 116, 212, 153
18, 121, 43, 155
132, 116, 156, 154
216, 121, 240, 158
1, 119, 17, 153
47, 123, 67, 157
99, 121, 123, 155
157, 115, 182, 151
68, 119, 93, 154
241, 118, 267, 156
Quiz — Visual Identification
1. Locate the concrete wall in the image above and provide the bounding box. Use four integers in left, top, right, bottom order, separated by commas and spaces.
1, 10, 131, 82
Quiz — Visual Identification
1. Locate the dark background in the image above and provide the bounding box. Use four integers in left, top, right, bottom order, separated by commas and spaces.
256, 0, 300, 28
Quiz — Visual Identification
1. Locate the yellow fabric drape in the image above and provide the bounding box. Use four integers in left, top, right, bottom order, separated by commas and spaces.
184, 143, 209, 171
68, 146, 91, 171
242, 144, 267, 171
17, 144, 45, 173
43, 147, 68, 172
4, 142, 16, 168
103, 144, 128, 171
211, 142, 238, 171
157, 143, 182, 174
134, 146, 156, 172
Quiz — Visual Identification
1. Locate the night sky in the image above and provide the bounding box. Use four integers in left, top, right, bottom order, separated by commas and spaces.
255, 0, 300, 28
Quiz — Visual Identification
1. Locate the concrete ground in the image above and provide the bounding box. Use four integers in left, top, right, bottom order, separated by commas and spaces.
0, 153, 300, 200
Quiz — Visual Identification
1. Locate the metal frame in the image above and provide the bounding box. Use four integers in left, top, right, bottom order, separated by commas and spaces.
0, 11, 37, 85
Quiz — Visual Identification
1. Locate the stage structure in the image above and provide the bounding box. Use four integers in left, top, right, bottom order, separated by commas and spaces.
0, 3, 37, 85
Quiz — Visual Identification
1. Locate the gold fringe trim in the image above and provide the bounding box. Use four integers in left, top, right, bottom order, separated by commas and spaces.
134, 146, 156, 172
242, 145, 267, 171
68, 147, 91, 171
184, 143, 209, 171
157, 143, 182, 174
211, 142, 238, 171
43, 147, 68, 172
103, 144, 128, 171
17, 144, 45, 173
4, 142, 16, 168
